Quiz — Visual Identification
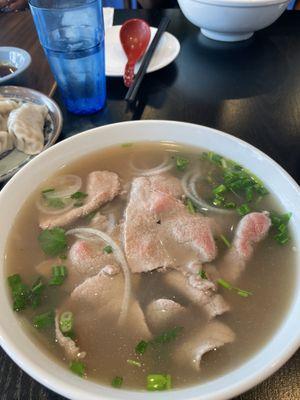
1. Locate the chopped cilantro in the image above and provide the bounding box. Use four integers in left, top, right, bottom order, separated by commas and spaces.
38, 228, 67, 257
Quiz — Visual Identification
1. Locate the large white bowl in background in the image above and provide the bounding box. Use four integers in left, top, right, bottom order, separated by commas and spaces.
0, 120, 299, 400
178, 0, 289, 42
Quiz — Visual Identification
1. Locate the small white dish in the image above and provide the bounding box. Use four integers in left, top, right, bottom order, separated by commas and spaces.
105, 26, 180, 77
0, 47, 31, 84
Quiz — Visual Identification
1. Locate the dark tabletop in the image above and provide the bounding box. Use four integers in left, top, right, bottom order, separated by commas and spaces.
0, 8, 300, 400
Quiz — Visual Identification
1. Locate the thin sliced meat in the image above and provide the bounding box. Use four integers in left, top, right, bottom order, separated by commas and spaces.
149, 174, 183, 198
70, 267, 151, 340
124, 176, 216, 273
39, 171, 121, 229
173, 321, 235, 370
219, 211, 271, 282
55, 311, 86, 360
146, 299, 186, 332
164, 270, 229, 318
69, 239, 118, 275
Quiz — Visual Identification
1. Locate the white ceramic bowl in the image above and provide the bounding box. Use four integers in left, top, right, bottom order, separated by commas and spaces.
177, 0, 289, 42
0, 120, 299, 400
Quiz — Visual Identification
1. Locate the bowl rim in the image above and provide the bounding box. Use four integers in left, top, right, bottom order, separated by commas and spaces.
0, 47, 32, 83
180, 0, 289, 8
0, 120, 299, 400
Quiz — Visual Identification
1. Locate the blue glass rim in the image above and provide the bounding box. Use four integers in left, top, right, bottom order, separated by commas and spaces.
29, 0, 99, 11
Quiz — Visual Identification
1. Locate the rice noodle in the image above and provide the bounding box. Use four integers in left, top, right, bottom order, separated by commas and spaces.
182, 171, 233, 214
130, 153, 173, 176
45, 175, 82, 199
66, 227, 131, 326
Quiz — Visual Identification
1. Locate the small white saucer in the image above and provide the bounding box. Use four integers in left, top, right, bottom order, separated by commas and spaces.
105, 25, 180, 77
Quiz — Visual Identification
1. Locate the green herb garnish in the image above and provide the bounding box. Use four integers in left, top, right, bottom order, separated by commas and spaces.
7, 274, 30, 311
42, 188, 55, 194
147, 374, 171, 391
30, 277, 46, 308
38, 228, 67, 257
112, 376, 123, 388
127, 359, 142, 368
186, 198, 196, 214
46, 197, 66, 209
135, 340, 148, 355
176, 156, 189, 171
198, 270, 207, 280
151, 326, 183, 346
33, 310, 55, 329
71, 191, 88, 200
69, 361, 86, 377
121, 142, 133, 148
103, 245, 113, 254
217, 278, 252, 297
49, 265, 67, 286
237, 204, 251, 216
220, 234, 231, 248
59, 311, 73, 334
86, 211, 97, 222
270, 211, 292, 245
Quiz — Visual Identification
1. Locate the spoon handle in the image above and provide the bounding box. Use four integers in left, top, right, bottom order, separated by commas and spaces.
124, 62, 135, 87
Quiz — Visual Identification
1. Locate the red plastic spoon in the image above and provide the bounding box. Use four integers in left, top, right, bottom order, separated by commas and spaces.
120, 19, 151, 88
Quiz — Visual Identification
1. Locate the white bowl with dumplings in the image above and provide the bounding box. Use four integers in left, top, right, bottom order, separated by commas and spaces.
0, 86, 62, 182
177, 0, 289, 42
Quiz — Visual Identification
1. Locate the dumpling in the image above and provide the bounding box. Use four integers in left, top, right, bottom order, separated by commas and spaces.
0, 131, 14, 155
0, 99, 19, 115
7, 103, 48, 155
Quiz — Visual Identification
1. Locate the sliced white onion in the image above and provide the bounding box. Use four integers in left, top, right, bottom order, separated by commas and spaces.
66, 227, 131, 326
36, 197, 74, 215
44, 175, 82, 199
130, 154, 173, 176
181, 170, 233, 214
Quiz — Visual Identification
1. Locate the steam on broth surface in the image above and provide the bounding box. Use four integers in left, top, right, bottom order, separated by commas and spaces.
5, 142, 295, 390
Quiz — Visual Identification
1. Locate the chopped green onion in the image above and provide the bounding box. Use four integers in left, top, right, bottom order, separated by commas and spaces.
224, 201, 236, 209
220, 234, 231, 248
135, 340, 148, 355
270, 211, 292, 245
69, 361, 86, 377
59, 311, 73, 334
217, 278, 252, 297
7, 274, 30, 312
49, 265, 68, 286
38, 228, 67, 257
212, 184, 227, 195
147, 374, 171, 391
33, 310, 55, 329
198, 270, 207, 280
112, 376, 123, 388
103, 245, 113, 254
151, 326, 183, 346
121, 142, 133, 148
127, 359, 142, 368
60, 254, 67, 260
237, 204, 251, 216
186, 198, 196, 214
41, 188, 55, 194
176, 156, 189, 171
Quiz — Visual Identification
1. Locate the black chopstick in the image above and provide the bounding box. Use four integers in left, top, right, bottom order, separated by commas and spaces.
125, 16, 170, 103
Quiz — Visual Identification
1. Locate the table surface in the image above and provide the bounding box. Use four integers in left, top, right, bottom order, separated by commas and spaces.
0, 8, 300, 400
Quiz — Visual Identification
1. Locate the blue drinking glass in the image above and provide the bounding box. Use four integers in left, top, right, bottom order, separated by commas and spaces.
29, 0, 106, 115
